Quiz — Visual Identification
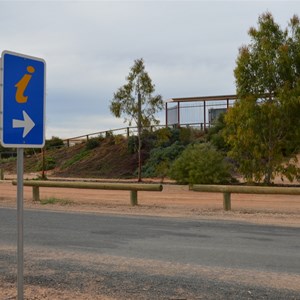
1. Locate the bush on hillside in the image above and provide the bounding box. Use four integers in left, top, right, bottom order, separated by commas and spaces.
169, 143, 234, 184
35, 156, 56, 171
85, 137, 100, 150
206, 113, 229, 152
142, 142, 185, 178
147, 127, 203, 148
128, 136, 138, 154
154, 127, 172, 147
178, 127, 194, 145
46, 136, 64, 150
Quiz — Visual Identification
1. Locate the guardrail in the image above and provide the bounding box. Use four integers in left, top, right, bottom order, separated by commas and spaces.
191, 184, 300, 211
12, 180, 163, 206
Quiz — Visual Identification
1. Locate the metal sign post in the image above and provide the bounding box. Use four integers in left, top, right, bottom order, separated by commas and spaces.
17, 148, 24, 300
1, 51, 46, 300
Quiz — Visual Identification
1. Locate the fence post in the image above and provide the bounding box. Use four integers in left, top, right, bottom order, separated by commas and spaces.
32, 186, 40, 202
0, 169, 4, 180
127, 127, 130, 138
223, 192, 231, 211
130, 190, 138, 206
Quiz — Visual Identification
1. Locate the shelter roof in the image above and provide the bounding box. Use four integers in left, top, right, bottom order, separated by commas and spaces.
167, 94, 237, 103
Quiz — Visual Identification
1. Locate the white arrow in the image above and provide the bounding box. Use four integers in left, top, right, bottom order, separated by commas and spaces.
13, 110, 35, 138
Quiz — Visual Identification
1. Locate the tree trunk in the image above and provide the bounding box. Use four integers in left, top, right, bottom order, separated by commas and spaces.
137, 92, 142, 182
264, 165, 273, 185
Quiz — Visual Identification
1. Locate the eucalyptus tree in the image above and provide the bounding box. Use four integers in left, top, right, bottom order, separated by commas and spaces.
110, 58, 163, 181
224, 12, 300, 184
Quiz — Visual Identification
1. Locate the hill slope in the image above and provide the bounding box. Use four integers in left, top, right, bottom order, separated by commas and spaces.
1, 137, 142, 179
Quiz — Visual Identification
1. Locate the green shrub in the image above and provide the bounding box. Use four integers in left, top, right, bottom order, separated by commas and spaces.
128, 136, 138, 154
86, 137, 100, 150
46, 136, 64, 150
152, 127, 172, 147
178, 127, 193, 144
142, 142, 185, 177
169, 143, 234, 184
141, 130, 157, 151
206, 113, 229, 152
105, 131, 115, 145
36, 156, 56, 171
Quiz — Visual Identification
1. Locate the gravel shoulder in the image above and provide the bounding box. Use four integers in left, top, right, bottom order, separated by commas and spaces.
1, 244, 300, 300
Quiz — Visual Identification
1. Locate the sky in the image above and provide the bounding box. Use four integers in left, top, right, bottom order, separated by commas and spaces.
0, 0, 299, 139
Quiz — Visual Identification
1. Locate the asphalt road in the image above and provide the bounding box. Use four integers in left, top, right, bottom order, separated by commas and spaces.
1, 207, 300, 299
1, 207, 300, 273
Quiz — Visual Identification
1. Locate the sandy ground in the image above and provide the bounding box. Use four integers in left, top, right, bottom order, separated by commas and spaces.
1, 179, 300, 227
1, 178, 300, 299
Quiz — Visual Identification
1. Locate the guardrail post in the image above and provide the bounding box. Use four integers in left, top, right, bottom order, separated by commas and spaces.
223, 192, 231, 211
0, 168, 4, 180
130, 190, 138, 206
32, 186, 40, 202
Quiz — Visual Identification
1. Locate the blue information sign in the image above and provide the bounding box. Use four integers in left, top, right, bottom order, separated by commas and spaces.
1, 51, 46, 148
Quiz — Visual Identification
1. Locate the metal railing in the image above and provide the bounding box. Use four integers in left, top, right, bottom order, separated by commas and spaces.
63, 123, 209, 147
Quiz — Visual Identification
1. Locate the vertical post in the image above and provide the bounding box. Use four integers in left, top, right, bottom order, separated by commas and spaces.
130, 190, 138, 206
0, 168, 4, 180
165, 102, 168, 128
17, 148, 24, 300
127, 127, 130, 138
223, 192, 231, 211
177, 102, 180, 127
32, 186, 40, 202
203, 100, 206, 132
